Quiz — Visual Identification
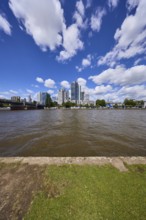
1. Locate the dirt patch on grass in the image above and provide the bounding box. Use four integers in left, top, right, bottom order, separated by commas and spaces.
0, 163, 44, 220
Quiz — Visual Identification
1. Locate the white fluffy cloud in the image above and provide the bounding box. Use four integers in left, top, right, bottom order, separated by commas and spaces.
108, 0, 119, 9
94, 85, 113, 94
90, 7, 106, 32
0, 14, 11, 35
82, 55, 91, 67
77, 77, 87, 86
57, 23, 84, 61
98, 0, 146, 66
9, 0, 85, 61
36, 77, 44, 83
60, 80, 70, 89
44, 79, 56, 88
57, 0, 85, 61
126, 0, 139, 11
36, 77, 56, 89
118, 85, 146, 99
76, 0, 85, 17
73, 0, 86, 28
47, 90, 54, 95
9, 0, 65, 51
76, 54, 92, 72
89, 65, 146, 86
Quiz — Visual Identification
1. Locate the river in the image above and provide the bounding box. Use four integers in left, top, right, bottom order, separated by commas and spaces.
0, 109, 146, 156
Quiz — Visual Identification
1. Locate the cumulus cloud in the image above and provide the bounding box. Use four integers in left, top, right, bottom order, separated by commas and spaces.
76, 54, 92, 72
98, 0, 146, 66
126, 0, 139, 11
57, 23, 84, 61
76, 0, 85, 17
90, 7, 106, 32
44, 79, 56, 88
9, 0, 65, 51
9, 0, 85, 61
57, 0, 85, 61
0, 14, 11, 35
89, 65, 146, 86
36, 77, 44, 83
60, 80, 70, 89
47, 90, 54, 95
77, 77, 87, 90
73, 12, 83, 28
94, 85, 113, 94
118, 85, 146, 99
108, 0, 119, 9
82, 54, 91, 67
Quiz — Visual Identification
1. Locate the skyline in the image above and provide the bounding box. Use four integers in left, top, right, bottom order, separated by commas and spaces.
0, 0, 146, 102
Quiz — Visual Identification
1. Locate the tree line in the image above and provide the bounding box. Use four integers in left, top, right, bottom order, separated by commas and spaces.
45, 95, 144, 109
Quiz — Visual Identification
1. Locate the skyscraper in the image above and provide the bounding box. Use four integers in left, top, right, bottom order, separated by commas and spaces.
37, 92, 48, 105
71, 81, 79, 103
80, 91, 85, 101
58, 88, 69, 105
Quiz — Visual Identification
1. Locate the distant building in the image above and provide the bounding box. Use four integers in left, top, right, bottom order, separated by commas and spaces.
80, 92, 85, 102
11, 96, 20, 102
143, 101, 146, 108
37, 92, 48, 105
84, 94, 89, 102
21, 98, 26, 104
58, 88, 69, 105
81, 92, 91, 105
28, 95, 32, 103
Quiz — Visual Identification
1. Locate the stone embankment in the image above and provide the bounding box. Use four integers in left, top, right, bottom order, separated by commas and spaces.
1, 157, 146, 172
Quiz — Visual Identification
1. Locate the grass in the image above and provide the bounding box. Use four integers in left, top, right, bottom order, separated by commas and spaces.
24, 164, 146, 220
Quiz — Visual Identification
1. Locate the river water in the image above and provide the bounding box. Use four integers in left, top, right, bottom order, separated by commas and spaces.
0, 109, 146, 156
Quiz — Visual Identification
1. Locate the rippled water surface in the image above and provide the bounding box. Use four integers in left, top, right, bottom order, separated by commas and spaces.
0, 109, 146, 156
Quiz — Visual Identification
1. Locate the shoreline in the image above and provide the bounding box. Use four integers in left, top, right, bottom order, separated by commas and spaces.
1, 156, 146, 172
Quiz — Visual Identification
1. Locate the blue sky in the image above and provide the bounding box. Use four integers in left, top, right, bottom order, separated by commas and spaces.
0, 0, 146, 102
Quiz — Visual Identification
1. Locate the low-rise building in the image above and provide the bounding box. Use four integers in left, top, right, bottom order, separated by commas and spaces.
11, 96, 21, 102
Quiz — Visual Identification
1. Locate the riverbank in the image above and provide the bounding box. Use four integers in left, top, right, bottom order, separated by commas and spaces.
1, 156, 146, 171
0, 157, 146, 219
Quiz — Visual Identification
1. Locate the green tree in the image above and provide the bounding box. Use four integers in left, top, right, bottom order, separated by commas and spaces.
113, 103, 118, 108
96, 99, 106, 107
62, 101, 76, 108
124, 99, 136, 107
45, 94, 52, 107
135, 100, 144, 108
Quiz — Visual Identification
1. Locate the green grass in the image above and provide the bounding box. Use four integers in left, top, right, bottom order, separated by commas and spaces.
24, 164, 146, 220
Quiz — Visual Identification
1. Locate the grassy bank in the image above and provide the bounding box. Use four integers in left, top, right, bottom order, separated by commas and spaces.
0, 163, 146, 220
25, 164, 146, 220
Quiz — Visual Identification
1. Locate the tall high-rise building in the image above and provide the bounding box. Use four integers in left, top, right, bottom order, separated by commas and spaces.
28, 95, 32, 103
71, 81, 79, 103
80, 92, 85, 101
58, 88, 69, 105
37, 92, 48, 105
84, 94, 89, 102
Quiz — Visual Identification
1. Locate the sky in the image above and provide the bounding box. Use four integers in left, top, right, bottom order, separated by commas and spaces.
0, 0, 146, 102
